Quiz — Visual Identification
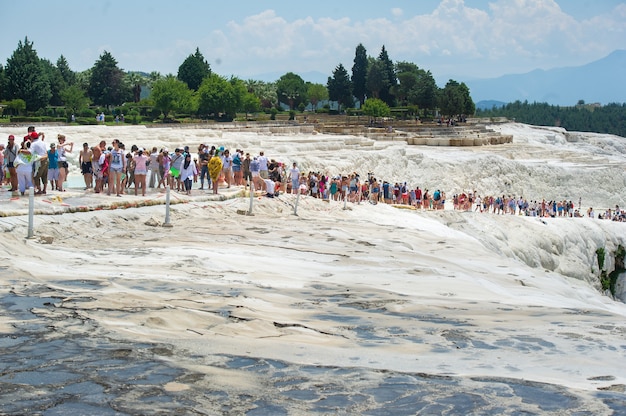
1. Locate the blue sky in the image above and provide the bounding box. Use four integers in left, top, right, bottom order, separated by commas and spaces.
1, 0, 624, 84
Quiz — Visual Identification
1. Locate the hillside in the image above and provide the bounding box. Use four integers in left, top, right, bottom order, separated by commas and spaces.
464, 50, 626, 106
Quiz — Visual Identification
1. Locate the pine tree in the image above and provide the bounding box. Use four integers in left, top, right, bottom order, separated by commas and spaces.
5, 37, 51, 111
351, 44, 368, 107
88, 51, 129, 106
327, 64, 353, 112
378, 45, 397, 106
177, 47, 211, 91
56, 55, 76, 86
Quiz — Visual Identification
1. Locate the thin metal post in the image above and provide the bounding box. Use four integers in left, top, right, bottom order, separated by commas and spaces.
247, 180, 254, 215
293, 186, 300, 216
163, 185, 173, 227
27, 187, 34, 238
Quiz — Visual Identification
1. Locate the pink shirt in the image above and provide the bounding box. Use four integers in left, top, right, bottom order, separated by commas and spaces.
133, 154, 148, 172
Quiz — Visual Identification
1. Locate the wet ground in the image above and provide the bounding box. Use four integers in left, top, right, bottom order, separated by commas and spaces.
1, 281, 625, 415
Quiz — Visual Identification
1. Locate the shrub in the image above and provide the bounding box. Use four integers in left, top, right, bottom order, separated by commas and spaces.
80, 108, 96, 118
270, 108, 278, 120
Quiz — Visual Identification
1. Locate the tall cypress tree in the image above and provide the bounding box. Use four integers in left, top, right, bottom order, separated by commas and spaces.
378, 45, 397, 107
351, 43, 368, 107
5, 37, 51, 111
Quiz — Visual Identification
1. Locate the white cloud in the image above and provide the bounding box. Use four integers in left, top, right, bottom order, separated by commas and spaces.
189, 0, 625, 80
391, 8, 404, 17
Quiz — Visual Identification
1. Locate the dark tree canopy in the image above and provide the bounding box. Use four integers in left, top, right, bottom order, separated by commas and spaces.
88, 51, 129, 106
276, 72, 308, 110
377, 45, 397, 107
392, 62, 438, 112
351, 43, 368, 107
439, 80, 474, 118
56, 55, 76, 87
5, 37, 51, 111
177, 47, 211, 91
365, 58, 389, 100
327, 63, 353, 111
41, 58, 66, 107
0, 64, 7, 101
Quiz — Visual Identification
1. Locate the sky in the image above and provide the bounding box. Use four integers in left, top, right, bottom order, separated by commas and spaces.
1, 0, 624, 84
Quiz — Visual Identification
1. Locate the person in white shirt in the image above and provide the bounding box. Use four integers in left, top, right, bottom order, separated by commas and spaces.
288, 162, 300, 194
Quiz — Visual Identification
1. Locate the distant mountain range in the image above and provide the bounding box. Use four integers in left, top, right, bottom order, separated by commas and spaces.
465, 50, 626, 107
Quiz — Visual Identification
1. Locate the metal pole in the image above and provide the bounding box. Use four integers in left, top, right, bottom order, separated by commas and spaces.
27, 187, 34, 238
293, 186, 300, 216
247, 179, 254, 215
163, 185, 173, 227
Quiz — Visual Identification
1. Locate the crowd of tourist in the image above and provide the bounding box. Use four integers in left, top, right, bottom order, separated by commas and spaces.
2, 128, 624, 222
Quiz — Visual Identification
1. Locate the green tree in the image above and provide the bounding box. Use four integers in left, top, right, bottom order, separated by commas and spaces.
60, 85, 90, 115
0, 64, 6, 101
459, 82, 475, 116
438, 80, 474, 118
41, 58, 66, 107
393, 61, 420, 106
245, 79, 277, 109
351, 43, 368, 106
365, 58, 389, 100
5, 37, 52, 111
327, 64, 353, 112
362, 98, 391, 118
242, 92, 261, 115
411, 70, 438, 112
56, 55, 76, 86
6, 99, 26, 116
177, 47, 211, 91
88, 51, 129, 106
307, 82, 328, 110
150, 75, 194, 119
197, 73, 242, 119
378, 45, 397, 106
276, 72, 308, 110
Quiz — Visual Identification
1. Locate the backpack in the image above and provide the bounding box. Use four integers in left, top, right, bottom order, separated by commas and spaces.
434, 191, 441, 201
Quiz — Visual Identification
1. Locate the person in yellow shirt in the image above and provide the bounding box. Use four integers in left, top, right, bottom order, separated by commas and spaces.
208, 150, 223, 195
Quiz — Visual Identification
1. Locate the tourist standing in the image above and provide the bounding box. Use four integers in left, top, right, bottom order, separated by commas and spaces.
4, 135, 19, 192
180, 153, 197, 195
56, 134, 73, 191
258, 151, 268, 179
79, 143, 93, 190
16, 141, 34, 195
133, 148, 148, 196
107, 140, 125, 197
29, 132, 49, 195
208, 150, 223, 194
47, 143, 60, 192
148, 147, 160, 188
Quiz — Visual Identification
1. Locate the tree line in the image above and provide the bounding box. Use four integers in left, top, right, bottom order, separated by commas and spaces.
476, 100, 626, 138
0, 37, 476, 122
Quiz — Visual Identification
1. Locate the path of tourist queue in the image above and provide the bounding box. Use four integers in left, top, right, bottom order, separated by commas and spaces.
1, 129, 624, 221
